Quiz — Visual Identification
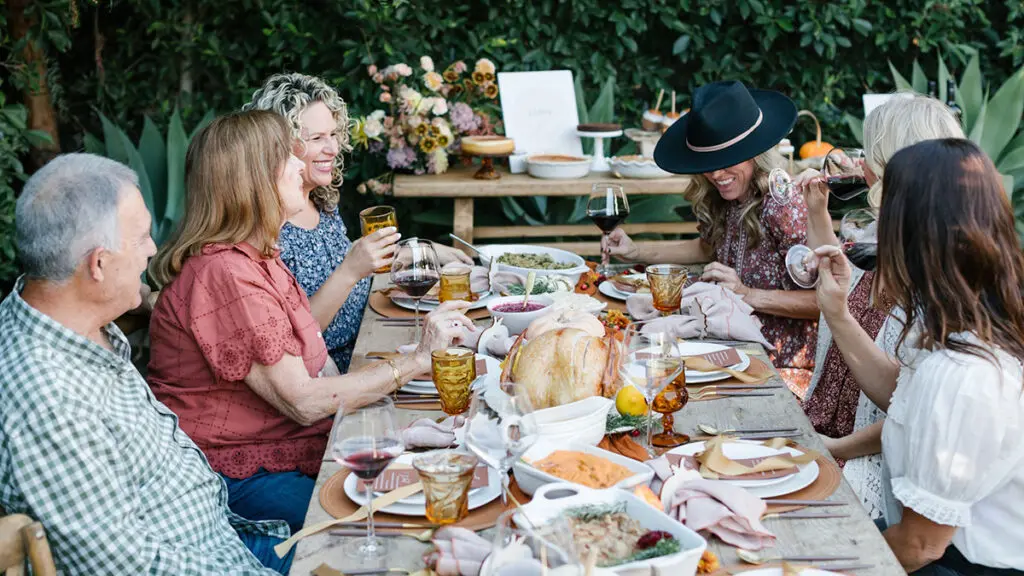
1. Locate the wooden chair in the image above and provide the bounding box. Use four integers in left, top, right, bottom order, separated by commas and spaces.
0, 514, 56, 576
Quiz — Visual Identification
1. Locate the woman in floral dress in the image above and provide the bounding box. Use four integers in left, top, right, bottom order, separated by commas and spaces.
244, 73, 470, 371
606, 81, 818, 392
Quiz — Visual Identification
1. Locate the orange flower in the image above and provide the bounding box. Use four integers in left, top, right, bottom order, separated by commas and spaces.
443, 70, 459, 82
484, 83, 499, 99
472, 71, 486, 85
420, 137, 438, 153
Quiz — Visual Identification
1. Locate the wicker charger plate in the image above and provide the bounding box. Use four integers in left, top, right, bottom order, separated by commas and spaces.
762, 452, 842, 515
368, 291, 491, 320
320, 468, 531, 531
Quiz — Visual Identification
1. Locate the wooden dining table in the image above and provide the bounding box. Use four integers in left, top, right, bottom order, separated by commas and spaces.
288, 275, 906, 575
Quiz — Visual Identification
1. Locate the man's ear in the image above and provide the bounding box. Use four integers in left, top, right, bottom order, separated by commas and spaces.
86, 247, 107, 283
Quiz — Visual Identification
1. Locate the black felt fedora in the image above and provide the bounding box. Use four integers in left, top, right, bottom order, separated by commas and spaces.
654, 81, 797, 174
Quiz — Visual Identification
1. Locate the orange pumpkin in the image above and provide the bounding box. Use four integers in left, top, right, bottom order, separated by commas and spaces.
797, 110, 833, 159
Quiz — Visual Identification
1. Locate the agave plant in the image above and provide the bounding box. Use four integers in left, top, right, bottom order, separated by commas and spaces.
845, 53, 1024, 198
84, 108, 214, 247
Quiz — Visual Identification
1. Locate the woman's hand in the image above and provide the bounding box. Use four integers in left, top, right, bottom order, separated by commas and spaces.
814, 245, 852, 320
341, 226, 401, 279
434, 244, 474, 266
701, 262, 749, 296
415, 301, 476, 368
793, 168, 829, 216
602, 228, 640, 262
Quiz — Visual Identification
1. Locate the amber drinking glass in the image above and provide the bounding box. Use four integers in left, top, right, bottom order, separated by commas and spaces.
439, 266, 473, 303
646, 264, 687, 315
413, 451, 478, 525
431, 347, 476, 415
359, 205, 398, 273
651, 370, 690, 447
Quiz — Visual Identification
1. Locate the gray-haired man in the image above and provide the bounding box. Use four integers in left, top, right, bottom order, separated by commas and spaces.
0, 153, 292, 574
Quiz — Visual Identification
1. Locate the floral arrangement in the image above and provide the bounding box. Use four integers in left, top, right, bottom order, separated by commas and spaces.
352, 57, 503, 190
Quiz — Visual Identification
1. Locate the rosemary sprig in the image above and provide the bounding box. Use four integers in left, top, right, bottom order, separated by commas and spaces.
606, 412, 655, 434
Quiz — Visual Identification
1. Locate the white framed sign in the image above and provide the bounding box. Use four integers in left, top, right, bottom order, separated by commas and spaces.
862, 92, 915, 117
497, 70, 583, 156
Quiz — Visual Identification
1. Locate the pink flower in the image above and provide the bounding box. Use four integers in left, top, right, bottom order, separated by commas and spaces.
395, 63, 413, 77
367, 64, 378, 76
379, 92, 392, 103
420, 56, 435, 72
453, 61, 468, 74
373, 73, 384, 83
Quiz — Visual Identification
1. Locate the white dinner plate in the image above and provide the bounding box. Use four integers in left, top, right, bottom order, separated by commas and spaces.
737, 565, 847, 569
401, 355, 500, 396
343, 452, 501, 515
391, 291, 494, 312
598, 280, 632, 301
668, 439, 819, 497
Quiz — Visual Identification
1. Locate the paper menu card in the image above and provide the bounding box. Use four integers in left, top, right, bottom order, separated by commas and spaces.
357, 464, 489, 491
497, 70, 583, 156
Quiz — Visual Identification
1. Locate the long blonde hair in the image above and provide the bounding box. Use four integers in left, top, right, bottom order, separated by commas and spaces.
148, 110, 292, 288
863, 92, 964, 208
685, 149, 786, 252
243, 73, 352, 212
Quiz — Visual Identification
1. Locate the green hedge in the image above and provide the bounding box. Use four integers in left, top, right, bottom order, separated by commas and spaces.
2, 0, 1023, 288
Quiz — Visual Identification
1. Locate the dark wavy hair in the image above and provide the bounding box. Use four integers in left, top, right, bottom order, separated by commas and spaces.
876, 138, 1024, 365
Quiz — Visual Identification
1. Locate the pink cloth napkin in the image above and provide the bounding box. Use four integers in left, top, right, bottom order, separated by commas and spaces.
627, 282, 774, 351
646, 455, 775, 550
401, 416, 465, 449
427, 526, 492, 576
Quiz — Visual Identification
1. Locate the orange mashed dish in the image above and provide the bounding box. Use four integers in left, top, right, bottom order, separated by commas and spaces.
530, 450, 634, 488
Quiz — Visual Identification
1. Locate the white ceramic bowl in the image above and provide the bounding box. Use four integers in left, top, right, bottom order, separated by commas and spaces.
515, 483, 707, 576
532, 396, 613, 446
476, 244, 590, 287
608, 156, 674, 179
486, 295, 555, 336
527, 154, 592, 179
532, 396, 613, 426
513, 440, 655, 496
536, 415, 607, 447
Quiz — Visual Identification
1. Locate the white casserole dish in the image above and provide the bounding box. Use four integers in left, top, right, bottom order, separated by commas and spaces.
514, 483, 707, 576
513, 439, 655, 496
477, 244, 590, 287
527, 154, 592, 179
608, 156, 673, 179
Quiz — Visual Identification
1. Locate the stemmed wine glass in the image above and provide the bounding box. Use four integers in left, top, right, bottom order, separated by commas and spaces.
586, 183, 630, 275
329, 397, 404, 559
619, 320, 684, 455
462, 372, 539, 505
768, 147, 868, 204
786, 208, 879, 288
390, 238, 440, 341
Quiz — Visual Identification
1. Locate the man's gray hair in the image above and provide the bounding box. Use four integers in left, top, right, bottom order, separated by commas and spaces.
16, 153, 140, 282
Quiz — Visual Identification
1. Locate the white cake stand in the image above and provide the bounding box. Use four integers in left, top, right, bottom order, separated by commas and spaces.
576, 128, 623, 173
623, 128, 663, 158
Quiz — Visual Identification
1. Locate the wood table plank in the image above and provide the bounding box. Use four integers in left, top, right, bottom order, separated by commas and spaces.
290, 275, 905, 575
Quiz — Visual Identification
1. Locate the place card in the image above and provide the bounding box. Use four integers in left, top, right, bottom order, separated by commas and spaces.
667, 453, 797, 480
357, 464, 489, 491
697, 348, 742, 369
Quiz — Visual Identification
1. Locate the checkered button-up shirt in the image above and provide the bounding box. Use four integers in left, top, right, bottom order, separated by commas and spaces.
0, 279, 287, 574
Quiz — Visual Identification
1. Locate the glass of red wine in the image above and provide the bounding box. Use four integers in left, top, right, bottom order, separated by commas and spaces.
390, 238, 440, 342
786, 208, 879, 288
329, 397, 404, 559
822, 147, 869, 200
586, 183, 629, 275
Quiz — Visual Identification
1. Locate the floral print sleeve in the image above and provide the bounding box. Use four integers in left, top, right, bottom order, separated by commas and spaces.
278, 209, 372, 372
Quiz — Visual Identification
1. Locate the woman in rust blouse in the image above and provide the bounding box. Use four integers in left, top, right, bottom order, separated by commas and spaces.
146, 110, 471, 533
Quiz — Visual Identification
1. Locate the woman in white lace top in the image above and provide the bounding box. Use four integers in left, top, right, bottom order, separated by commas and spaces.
814, 138, 1024, 574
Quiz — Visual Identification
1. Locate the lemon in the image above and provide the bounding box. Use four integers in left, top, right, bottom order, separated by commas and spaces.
615, 386, 648, 417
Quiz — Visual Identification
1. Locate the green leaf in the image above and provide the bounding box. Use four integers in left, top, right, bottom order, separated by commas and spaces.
852, 18, 872, 35
589, 76, 616, 124
978, 69, 1024, 161
139, 116, 168, 221
844, 113, 864, 146
24, 129, 53, 147
165, 108, 189, 226
968, 95, 987, 145
937, 55, 951, 103
626, 196, 685, 223
997, 138, 1024, 174
189, 109, 216, 142
83, 132, 105, 155
959, 53, 984, 133
1003, 174, 1015, 200
911, 60, 928, 94
672, 35, 691, 56
888, 61, 913, 91
99, 113, 132, 166
573, 73, 589, 125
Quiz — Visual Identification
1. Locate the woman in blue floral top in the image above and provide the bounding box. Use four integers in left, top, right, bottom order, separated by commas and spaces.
244, 73, 471, 371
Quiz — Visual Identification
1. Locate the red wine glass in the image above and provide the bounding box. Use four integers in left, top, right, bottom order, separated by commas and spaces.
329, 397, 404, 559
586, 183, 629, 276
390, 238, 440, 342
822, 147, 869, 200
786, 208, 879, 288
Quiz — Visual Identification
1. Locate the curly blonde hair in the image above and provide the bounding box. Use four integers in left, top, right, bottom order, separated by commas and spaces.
243, 72, 353, 212
685, 149, 786, 252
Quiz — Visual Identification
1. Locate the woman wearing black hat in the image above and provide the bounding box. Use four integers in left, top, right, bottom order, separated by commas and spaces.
605, 81, 818, 390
